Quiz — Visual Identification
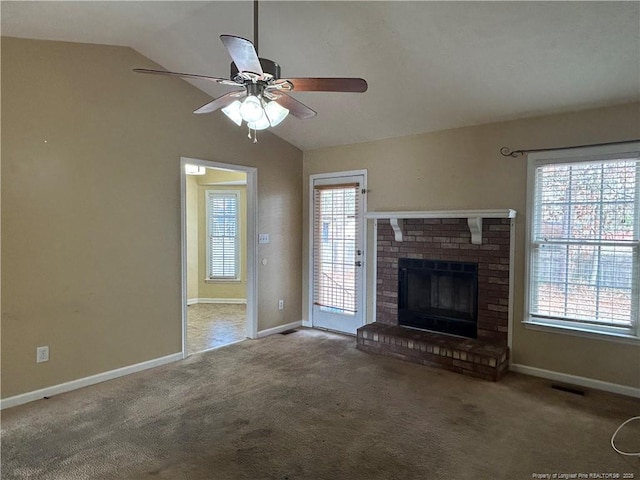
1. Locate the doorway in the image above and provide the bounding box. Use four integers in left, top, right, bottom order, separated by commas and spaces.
181, 158, 258, 356
309, 171, 367, 335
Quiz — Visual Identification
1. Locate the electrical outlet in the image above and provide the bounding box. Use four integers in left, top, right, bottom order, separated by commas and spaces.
36, 346, 49, 363
278, 299, 284, 310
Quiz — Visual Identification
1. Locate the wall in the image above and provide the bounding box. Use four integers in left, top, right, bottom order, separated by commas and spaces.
303, 102, 640, 388
1, 37, 303, 399
186, 175, 199, 300
196, 170, 247, 301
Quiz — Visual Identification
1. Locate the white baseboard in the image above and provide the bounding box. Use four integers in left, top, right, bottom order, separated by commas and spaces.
0, 352, 183, 410
302, 320, 312, 328
189, 298, 247, 305
510, 363, 640, 398
257, 321, 302, 338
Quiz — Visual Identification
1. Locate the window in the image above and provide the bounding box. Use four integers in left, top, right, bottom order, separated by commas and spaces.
313, 183, 359, 315
526, 143, 640, 339
206, 190, 240, 280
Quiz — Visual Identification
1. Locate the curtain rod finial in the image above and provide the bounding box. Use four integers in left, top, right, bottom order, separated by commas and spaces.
500, 147, 523, 158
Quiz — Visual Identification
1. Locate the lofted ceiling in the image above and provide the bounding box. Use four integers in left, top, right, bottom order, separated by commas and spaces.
2, 1, 639, 151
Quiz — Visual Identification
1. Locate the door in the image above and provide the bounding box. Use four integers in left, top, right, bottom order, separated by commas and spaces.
311, 173, 366, 334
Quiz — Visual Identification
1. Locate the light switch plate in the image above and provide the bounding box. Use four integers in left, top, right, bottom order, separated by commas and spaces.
259, 234, 270, 244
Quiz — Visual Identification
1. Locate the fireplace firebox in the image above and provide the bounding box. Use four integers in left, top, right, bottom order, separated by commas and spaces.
398, 258, 478, 338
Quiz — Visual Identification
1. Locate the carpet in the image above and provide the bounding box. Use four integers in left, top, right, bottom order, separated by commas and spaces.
2, 328, 639, 479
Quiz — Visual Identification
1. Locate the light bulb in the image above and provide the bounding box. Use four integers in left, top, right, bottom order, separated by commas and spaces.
221, 100, 242, 126
185, 164, 206, 175
248, 111, 270, 131
239, 95, 264, 123
264, 100, 289, 127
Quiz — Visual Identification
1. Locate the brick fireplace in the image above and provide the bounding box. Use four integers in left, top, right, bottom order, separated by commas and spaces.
356, 214, 514, 381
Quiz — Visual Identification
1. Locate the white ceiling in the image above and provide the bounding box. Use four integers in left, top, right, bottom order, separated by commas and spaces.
2, 1, 639, 151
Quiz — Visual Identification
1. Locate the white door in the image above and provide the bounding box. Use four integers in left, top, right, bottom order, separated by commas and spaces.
311, 173, 366, 334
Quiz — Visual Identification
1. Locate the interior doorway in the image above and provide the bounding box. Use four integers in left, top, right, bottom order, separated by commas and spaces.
181, 157, 258, 356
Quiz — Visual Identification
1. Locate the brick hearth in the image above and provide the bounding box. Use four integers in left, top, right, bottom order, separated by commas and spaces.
356, 217, 512, 381
357, 323, 509, 381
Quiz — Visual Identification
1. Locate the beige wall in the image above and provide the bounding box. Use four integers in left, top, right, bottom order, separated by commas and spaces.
186, 175, 199, 300
303, 102, 640, 388
186, 169, 248, 301
1, 37, 303, 398
196, 170, 248, 300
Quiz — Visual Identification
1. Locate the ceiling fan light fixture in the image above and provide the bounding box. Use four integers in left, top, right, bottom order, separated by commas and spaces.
134, 0, 367, 144
264, 100, 289, 127
239, 95, 264, 123
221, 100, 243, 126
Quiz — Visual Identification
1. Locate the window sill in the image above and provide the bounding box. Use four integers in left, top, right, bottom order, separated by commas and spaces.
204, 278, 242, 284
523, 320, 640, 345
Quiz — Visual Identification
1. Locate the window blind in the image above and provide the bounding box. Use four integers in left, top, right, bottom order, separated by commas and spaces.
313, 183, 360, 314
207, 191, 239, 279
530, 157, 639, 333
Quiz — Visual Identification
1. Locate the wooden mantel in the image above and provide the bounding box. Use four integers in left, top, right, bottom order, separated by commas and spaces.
365, 209, 517, 244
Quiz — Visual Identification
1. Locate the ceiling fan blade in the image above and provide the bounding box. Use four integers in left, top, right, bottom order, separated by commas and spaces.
268, 92, 317, 120
133, 68, 239, 86
278, 77, 368, 93
193, 91, 246, 114
220, 35, 263, 75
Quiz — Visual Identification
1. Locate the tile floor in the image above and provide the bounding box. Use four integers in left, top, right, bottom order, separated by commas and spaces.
187, 303, 246, 354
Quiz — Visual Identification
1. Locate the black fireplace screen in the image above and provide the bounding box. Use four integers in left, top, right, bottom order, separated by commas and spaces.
398, 259, 478, 338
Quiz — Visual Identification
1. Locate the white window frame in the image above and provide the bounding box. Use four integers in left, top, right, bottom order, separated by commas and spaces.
524, 142, 640, 343
205, 189, 241, 281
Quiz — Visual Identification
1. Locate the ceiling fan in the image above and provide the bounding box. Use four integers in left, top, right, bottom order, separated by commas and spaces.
134, 1, 367, 142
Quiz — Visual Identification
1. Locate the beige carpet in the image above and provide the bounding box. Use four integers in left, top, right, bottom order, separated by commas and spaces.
2, 329, 639, 479
187, 303, 246, 354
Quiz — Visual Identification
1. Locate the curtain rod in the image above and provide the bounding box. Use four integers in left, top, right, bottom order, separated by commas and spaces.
500, 139, 640, 158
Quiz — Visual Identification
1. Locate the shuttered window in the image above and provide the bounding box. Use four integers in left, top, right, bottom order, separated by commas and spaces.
313, 183, 360, 314
527, 145, 640, 338
206, 190, 240, 280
